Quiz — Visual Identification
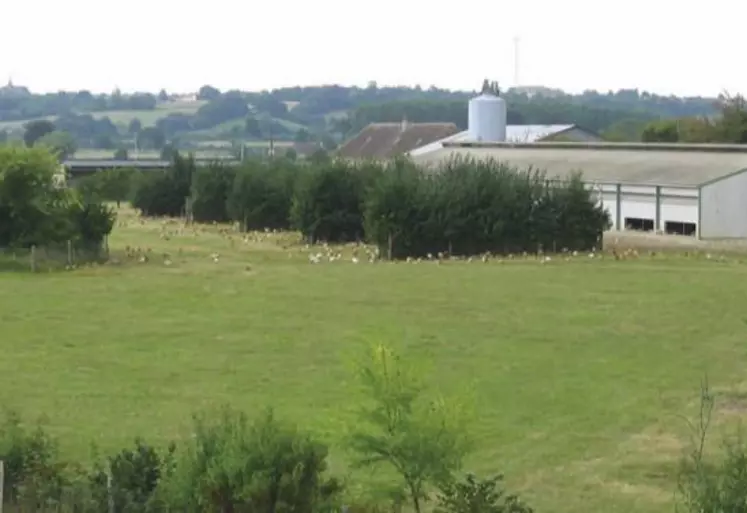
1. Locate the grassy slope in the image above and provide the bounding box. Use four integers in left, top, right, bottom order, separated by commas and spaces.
0, 100, 310, 137
1, 212, 747, 513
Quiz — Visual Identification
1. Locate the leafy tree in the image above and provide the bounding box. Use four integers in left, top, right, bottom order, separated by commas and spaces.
190, 163, 236, 222
197, 84, 221, 101
244, 115, 262, 138
295, 128, 311, 142
158, 89, 169, 102
347, 345, 472, 513
23, 119, 56, 147
114, 147, 129, 160
163, 407, 342, 513
137, 127, 166, 150
228, 160, 295, 231
160, 143, 177, 161
284, 148, 297, 161
0, 145, 114, 250
0, 129, 7, 143
290, 160, 366, 243
128, 118, 142, 135
192, 94, 249, 130
93, 133, 116, 149
36, 130, 77, 160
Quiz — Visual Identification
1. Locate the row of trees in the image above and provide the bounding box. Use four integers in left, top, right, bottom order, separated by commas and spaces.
0, 146, 115, 255
0, 346, 531, 513
93, 153, 610, 257
641, 93, 747, 143
0, 86, 159, 123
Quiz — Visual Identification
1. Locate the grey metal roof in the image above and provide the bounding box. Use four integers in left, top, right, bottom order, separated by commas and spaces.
408, 125, 596, 157
411, 143, 747, 187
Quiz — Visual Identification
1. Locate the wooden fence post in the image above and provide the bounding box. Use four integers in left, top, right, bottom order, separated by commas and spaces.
0, 459, 5, 513
107, 467, 114, 513
30, 245, 36, 272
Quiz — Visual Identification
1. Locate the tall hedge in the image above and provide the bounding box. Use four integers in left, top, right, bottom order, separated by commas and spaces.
190, 162, 236, 223
364, 156, 610, 258
227, 159, 296, 231
290, 160, 368, 243
131, 153, 196, 217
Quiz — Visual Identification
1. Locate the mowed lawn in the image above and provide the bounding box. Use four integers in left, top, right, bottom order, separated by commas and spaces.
2, 214, 747, 513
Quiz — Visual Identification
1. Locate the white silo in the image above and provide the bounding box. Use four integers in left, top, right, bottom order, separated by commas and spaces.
468, 93, 507, 142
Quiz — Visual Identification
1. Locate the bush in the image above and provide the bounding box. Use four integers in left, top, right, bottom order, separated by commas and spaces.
190, 162, 236, 223
164, 407, 342, 513
0, 410, 69, 508
677, 380, 747, 513
290, 160, 367, 243
131, 153, 196, 217
436, 473, 533, 513
75, 168, 135, 207
364, 156, 610, 259
0, 146, 115, 254
88, 438, 174, 513
227, 159, 296, 231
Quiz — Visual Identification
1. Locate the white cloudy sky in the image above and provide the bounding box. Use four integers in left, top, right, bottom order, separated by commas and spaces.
2, 0, 745, 96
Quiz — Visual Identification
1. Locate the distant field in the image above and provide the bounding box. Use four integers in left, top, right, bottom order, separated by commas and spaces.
89, 100, 207, 127
0, 101, 207, 132
2, 209, 747, 513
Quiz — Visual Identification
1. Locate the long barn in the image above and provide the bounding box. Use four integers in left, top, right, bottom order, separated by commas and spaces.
412, 141, 747, 240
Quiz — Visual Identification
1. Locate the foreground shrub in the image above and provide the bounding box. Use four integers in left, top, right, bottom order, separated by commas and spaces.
227, 159, 296, 231
348, 345, 472, 513
190, 162, 236, 223
291, 160, 367, 243
436, 473, 533, 513
164, 407, 342, 513
0, 410, 69, 508
88, 438, 174, 513
677, 379, 747, 513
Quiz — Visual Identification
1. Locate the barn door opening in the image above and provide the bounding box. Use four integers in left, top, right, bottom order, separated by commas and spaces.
665, 221, 697, 236
624, 217, 654, 232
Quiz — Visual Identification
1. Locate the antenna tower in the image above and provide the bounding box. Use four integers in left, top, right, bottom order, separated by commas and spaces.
513, 36, 520, 87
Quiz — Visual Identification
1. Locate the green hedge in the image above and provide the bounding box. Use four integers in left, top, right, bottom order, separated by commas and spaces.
131, 154, 610, 257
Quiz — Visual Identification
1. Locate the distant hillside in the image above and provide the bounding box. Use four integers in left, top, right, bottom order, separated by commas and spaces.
0, 82, 720, 156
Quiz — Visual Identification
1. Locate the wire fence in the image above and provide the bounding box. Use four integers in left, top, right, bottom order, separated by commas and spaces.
0, 239, 110, 273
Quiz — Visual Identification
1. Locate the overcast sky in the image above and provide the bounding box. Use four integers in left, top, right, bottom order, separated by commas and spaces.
3, 0, 745, 97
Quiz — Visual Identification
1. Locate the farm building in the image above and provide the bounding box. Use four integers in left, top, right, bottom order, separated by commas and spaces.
338, 119, 601, 160
409, 123, 601, 157
412, 141, 747, 240
337, 121, 460, 159
410, 91, 747, 240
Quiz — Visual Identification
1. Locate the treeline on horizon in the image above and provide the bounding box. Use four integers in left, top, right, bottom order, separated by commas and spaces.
0, 81, 724, 152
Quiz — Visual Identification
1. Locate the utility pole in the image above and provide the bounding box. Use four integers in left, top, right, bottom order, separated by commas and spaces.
513, 36, 520, 87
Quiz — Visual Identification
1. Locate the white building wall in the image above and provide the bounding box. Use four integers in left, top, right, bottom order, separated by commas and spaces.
700, 170, 747, 239
587, 183, 698, 232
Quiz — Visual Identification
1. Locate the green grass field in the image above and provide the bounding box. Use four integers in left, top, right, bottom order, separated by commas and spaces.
2, 210, 747, 513
0, 101, 207, 132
